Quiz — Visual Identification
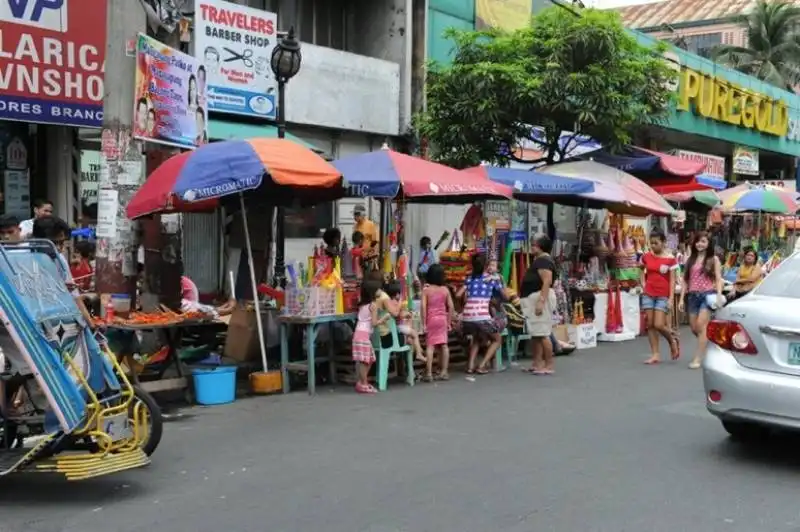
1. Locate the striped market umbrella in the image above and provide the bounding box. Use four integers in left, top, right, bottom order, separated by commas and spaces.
721, 186, 798, 214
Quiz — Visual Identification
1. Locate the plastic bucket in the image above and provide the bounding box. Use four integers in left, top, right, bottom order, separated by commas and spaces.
191, 366, 237, 405
111, 293, 132, 318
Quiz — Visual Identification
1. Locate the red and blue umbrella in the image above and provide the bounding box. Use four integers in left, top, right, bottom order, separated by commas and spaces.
127, 138, 342, 219
333, 148, 513, 202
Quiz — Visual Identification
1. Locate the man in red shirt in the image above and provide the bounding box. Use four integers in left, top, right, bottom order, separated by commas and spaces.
640, 231, 680, 364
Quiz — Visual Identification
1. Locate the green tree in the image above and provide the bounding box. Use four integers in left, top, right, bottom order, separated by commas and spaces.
712, 0, 800, 91
414, 7, 677, 168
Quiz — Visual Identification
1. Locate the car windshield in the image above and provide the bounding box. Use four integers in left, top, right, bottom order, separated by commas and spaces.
754, 252, 800, 298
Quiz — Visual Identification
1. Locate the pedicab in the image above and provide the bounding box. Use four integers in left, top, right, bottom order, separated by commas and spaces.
0, 240, 160, 480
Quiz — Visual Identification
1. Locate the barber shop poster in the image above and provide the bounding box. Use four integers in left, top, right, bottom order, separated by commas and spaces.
133, 33, 208, 149
194, 0, 278, 119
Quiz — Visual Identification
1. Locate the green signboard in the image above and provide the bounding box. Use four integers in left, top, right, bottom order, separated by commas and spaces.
634, 31, 800, 157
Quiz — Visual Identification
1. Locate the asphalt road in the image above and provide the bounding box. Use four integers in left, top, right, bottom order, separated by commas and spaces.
3, 330, 800, 532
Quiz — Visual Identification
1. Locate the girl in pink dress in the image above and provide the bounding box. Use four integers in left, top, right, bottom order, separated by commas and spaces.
422, 264, 455, 381
352, 280, 389, 394
384, 281, 426, 362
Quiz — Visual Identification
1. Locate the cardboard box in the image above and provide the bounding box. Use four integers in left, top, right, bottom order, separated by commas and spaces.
553, 324, 569, 344
568, 323, 598, 350
223, 306, 278, 363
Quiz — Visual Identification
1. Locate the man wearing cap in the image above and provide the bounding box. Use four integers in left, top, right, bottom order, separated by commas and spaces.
353, 204, 379, 251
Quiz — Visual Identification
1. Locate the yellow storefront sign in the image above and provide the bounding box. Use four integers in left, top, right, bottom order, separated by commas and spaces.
676, 67, 789, 137
476, 0, 530, 31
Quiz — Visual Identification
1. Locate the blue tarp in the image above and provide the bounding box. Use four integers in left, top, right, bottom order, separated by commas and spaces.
696, 175, 728, 190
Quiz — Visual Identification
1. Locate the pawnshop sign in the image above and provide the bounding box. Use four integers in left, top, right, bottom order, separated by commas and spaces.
0, 0, 107, 127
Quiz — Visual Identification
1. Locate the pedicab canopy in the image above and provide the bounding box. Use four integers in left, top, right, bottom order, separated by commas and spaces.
126, 138, 343, 219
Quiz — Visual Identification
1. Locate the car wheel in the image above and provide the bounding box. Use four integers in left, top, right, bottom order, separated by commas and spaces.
721, 420, 770, 441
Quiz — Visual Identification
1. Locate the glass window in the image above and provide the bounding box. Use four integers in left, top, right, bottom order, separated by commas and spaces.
299, 0, 315, 43
754, 253, 800, 298
329, 0, 345, 50
315, 0, 330, 48
246, 0, 277, 10
284, 203, 334, 239
681, 33, 722, 58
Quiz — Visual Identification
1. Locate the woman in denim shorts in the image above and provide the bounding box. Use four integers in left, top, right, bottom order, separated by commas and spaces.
640, 231, 680, 364
679, 232, 724, 369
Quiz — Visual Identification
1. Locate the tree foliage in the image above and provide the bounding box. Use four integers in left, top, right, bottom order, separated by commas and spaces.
713, 0, 800, 91
414, 7, 677, 168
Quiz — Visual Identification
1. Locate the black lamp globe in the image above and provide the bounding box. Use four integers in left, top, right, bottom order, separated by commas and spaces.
270, 28, 301, 82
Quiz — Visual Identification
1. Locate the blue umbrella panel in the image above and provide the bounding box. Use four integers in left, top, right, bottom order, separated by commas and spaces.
479, 166, 595, 197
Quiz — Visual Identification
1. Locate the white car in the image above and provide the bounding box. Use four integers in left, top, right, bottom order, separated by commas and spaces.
703, 252, 800, 439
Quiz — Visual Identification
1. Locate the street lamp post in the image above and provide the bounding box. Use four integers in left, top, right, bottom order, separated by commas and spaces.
270, 28, 302, 288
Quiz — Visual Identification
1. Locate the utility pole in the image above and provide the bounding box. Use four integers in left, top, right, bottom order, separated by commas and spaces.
96, 1, 146, 308
97, 1, 183, 311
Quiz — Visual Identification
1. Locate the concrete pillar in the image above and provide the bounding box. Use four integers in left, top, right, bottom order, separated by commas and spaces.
95, 1, 146, 303
142, 28, 184, 310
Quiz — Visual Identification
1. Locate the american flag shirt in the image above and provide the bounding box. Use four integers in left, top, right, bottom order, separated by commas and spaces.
462, 274, 502, 322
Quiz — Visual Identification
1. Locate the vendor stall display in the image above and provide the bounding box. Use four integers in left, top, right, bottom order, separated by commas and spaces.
127, 137, 343, 395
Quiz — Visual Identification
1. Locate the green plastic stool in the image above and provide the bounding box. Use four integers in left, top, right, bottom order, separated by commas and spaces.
372, 319, 415, 391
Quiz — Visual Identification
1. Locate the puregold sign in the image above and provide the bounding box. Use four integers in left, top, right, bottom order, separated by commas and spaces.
676, 68, 789, 137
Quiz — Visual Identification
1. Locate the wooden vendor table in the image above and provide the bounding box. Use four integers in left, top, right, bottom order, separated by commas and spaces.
279, 313, 357, 395
106, 320, 225, 402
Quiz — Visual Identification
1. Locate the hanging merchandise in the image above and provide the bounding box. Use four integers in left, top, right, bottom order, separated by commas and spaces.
460, 204, 486, 248
594, 231, 609, 262
440, 230, 475, 284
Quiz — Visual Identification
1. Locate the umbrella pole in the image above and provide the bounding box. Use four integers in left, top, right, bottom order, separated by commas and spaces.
240, 192, 268, 373
379, 199, 386, 272
575, 200, 587, 263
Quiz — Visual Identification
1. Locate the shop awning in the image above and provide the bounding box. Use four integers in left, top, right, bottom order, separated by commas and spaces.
579, 146, 706, 177
208, 120, 322, 153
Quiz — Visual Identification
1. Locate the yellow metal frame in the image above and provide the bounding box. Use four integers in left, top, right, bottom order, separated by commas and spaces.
25, 343, 152, 479
63, 342, 149, 454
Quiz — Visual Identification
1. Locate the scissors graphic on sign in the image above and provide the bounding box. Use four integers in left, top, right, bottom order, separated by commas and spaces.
223, 48, 254, 68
